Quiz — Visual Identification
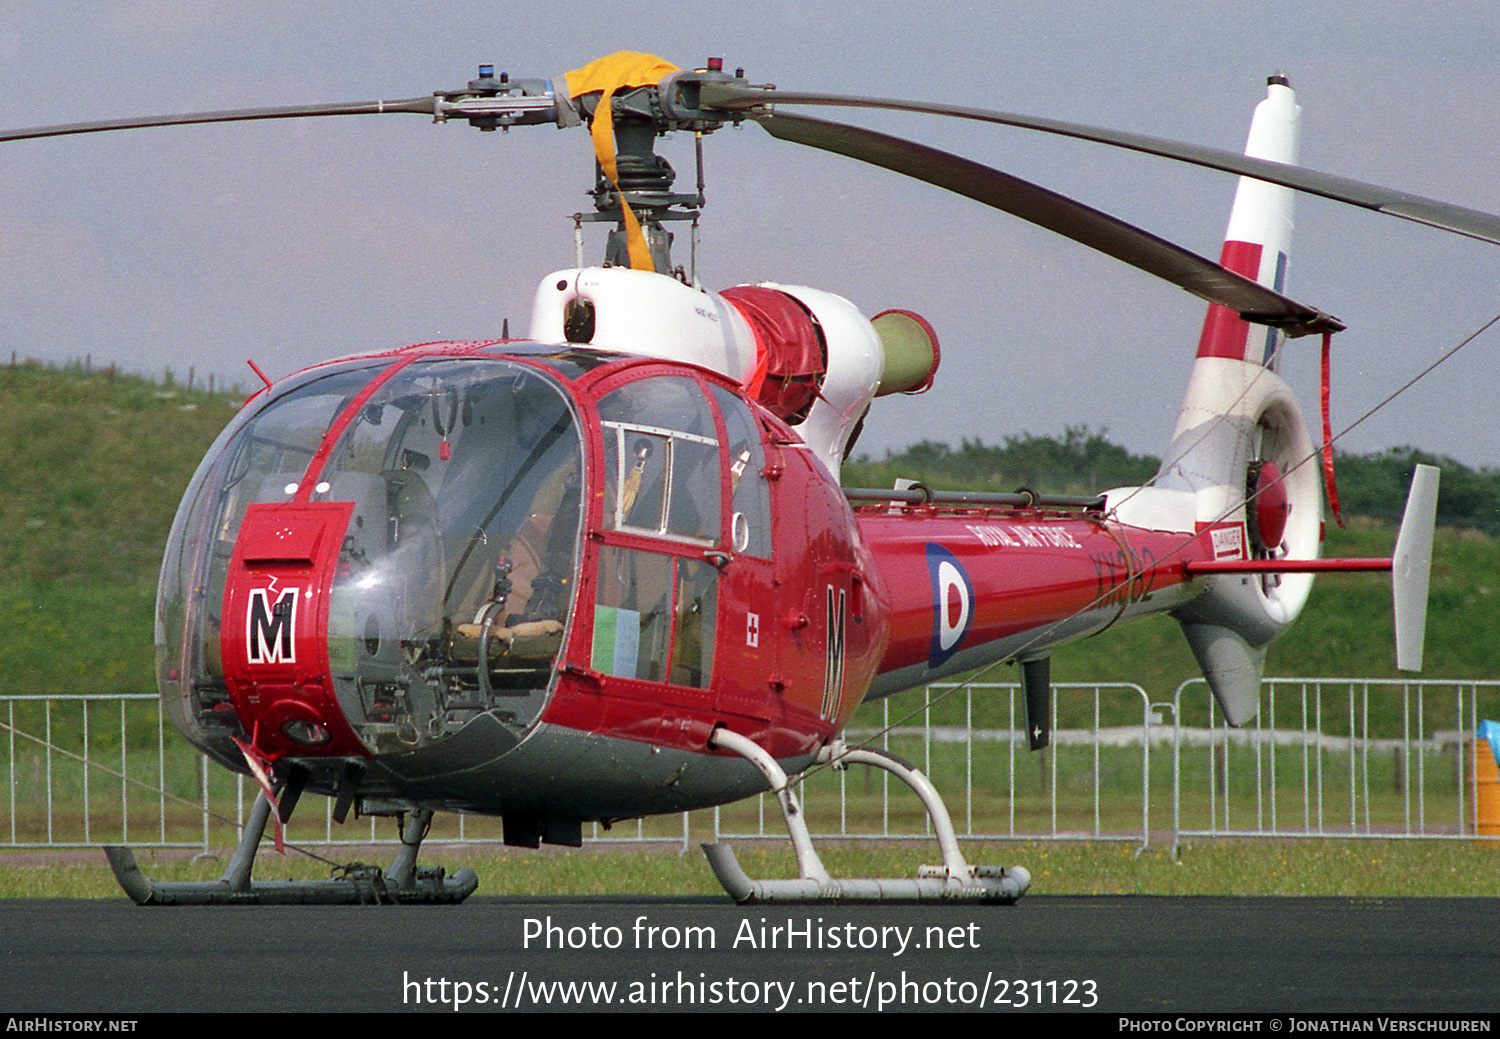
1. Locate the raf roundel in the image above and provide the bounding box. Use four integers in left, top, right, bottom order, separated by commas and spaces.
925, 544, 974, 668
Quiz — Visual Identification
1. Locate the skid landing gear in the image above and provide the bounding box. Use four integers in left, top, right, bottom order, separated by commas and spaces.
702, 730, 1030, 904
105, 793, 478, 905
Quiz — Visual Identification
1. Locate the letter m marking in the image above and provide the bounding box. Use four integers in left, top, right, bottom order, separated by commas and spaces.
247, 587, 298, 664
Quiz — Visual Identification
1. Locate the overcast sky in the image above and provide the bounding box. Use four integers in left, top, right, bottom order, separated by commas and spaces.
3, 1, 1499, 466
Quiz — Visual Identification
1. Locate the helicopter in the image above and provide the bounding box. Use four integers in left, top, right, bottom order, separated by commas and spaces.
2, 50, 1472, 904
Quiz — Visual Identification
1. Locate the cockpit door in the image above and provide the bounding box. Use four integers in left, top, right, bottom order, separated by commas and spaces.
585, 374, 725, 704
704, 385, 781, 720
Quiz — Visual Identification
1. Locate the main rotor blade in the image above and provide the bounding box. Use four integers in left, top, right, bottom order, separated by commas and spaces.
0, 97, 438, 144
704, 83, 1500, 246
758, 111, 1341, 336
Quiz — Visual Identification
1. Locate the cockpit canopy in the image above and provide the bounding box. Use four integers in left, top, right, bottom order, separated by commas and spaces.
158, 353, 586, 759
156, 345, 779, 768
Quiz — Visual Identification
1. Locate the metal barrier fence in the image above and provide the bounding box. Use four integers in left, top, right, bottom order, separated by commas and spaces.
710, 683, 1157, 848
1170, 678, 1500, 852
2, 681, 1497, 856
0, 692, 519, 852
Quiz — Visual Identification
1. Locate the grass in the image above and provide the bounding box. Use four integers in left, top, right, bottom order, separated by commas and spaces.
3, 838, 1498, 899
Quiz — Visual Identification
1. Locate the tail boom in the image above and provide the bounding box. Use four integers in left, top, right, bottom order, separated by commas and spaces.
857, 505, 1216, 697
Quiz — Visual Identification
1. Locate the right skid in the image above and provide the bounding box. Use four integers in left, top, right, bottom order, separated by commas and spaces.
703, 730, 1030, 904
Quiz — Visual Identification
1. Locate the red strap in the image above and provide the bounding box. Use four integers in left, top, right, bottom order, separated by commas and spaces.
1320, 330, 1345, 528
232, 732, 287, 854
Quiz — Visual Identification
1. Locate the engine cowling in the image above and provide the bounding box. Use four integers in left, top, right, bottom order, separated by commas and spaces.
530, 267, 935, 478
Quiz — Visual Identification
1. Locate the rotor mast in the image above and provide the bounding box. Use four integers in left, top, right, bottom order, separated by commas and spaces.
567, 57, 749, 275
427, 57, 746, 274
567, 89, 684, 274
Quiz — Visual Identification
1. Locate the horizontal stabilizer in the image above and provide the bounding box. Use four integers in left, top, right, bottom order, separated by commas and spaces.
1393, 465, 1440, 671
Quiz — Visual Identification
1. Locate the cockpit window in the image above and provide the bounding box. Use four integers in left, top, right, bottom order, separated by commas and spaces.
710, 386, 773, 558
597, 377, 721, 543
213, 366, 380, 540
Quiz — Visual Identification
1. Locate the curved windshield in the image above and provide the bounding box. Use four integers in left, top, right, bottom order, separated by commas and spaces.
156, 363, 385, 760
314, 359, 583, 751
159, 357, 584, 758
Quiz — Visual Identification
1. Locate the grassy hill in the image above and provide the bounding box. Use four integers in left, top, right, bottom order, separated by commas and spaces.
0, 362, 241, 695
0, 362, 1493, 701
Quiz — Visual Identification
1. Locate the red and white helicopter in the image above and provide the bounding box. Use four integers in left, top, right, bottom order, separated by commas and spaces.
4, 52, 1474, 904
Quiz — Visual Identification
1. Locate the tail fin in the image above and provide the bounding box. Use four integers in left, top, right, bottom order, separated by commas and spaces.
1196, 73, 1300, 369
1159, 75, 1322, 726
